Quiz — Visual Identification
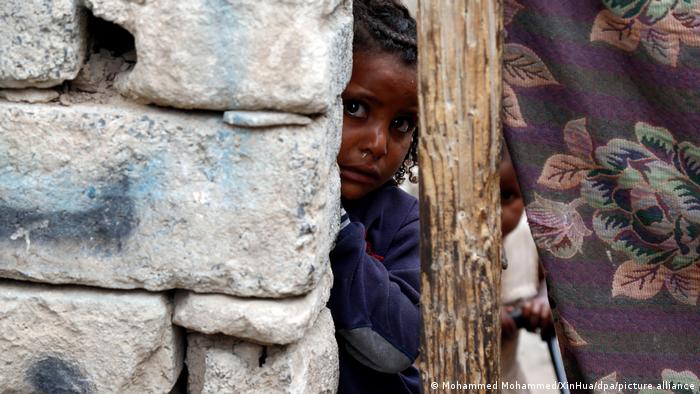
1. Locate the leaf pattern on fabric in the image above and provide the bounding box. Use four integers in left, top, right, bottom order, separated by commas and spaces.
671, 8, 700, 46
636, 122, 677, 162
501, 2, 559, 129
613, 261, 668, 299
591, 10, 643, 51
527, 194, 592, 259
560, 317, 588, 347
538, 120, 700, 304
502, 83, 527, 128
640, 27, 681, 66
504, 44, 560, 88
564, 118, 595, 161
679, 142, 700, 186
534, 118, 601, 189
592, 1, 700, 67
664, 264, 700, 305
538, 154, 597, 189
504, 0, 525, 26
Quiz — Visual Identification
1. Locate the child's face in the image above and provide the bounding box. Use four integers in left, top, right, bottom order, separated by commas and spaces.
337, 51, 418, 200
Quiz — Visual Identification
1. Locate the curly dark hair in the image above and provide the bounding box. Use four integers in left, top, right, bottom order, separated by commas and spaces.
353, 0, 418, 184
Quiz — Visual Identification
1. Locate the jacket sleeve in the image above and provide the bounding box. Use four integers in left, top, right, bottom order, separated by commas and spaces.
328, 202, 420, 374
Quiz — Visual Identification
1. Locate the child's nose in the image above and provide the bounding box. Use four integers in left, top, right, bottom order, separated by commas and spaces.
365, 123, 388, 158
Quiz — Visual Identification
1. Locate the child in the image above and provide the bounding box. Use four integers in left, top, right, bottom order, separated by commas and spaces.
499, 146, 553, 393
326, 1, 420, 393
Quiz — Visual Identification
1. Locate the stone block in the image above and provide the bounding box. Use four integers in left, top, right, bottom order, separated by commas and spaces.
173, 266, 332, 345
83, 0, 353, 113
0, 100, 341, 297
0, 280, 183, 392
0, 88, 60, 104
0, 0, 87, 88
187, 308, 338, 394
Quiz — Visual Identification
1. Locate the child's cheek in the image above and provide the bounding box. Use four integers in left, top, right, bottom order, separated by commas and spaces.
336, 139, 351, 164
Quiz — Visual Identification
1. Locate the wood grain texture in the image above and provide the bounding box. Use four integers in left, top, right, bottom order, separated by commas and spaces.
417, 1, 503, 391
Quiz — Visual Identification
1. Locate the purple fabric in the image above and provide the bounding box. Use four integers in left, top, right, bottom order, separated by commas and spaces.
504, 0, 700, 390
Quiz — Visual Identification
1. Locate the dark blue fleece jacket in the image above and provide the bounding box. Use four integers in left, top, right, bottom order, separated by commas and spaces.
328, 182, 421, 394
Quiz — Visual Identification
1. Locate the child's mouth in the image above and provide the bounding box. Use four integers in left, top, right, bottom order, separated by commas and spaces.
339, 165, 380, 185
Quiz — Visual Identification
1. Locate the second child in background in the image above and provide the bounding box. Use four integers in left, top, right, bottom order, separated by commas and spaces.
500, 146, 553, 393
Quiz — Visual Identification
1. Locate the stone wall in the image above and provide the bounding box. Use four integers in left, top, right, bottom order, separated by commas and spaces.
0, 0, 351, 392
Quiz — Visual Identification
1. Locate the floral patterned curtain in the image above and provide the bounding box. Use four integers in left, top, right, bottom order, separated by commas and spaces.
503, 0, 700, 391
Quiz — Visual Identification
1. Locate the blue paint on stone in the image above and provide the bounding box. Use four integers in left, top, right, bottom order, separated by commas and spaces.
0, 176, 136, 243
0, 127, 173, 244
216, 129, 237, 186
126, 157, 166, 203
26, 355, 93, 394
205, 0, 244, 103
0, 166, 89, 213
85, 186, 96, 199
202, 129, 237, 185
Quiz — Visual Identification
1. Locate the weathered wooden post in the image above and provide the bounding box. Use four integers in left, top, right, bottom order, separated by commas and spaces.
417, 0, 503, 392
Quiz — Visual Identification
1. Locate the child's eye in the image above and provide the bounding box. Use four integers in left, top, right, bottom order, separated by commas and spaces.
501, 189, 518, 203
343, 100, 367, 118
390, 117, 416, 134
